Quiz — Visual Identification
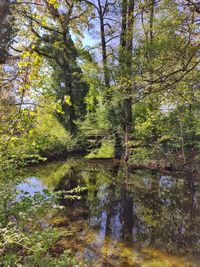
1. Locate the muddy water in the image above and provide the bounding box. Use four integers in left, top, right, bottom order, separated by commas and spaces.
19, 157, 200, 266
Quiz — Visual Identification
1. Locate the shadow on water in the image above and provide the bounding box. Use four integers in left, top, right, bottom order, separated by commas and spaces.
20, 157, 200, 266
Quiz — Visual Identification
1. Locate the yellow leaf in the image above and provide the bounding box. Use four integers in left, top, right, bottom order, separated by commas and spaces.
64, 95, 72, 106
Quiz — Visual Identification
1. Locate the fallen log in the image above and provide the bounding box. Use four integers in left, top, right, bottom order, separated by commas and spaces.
129, 161, 175, 172
128, 160, 199, 175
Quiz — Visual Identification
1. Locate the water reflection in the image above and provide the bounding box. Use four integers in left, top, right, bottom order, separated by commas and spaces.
16, 177, 45, 200
22, 158, 200, 266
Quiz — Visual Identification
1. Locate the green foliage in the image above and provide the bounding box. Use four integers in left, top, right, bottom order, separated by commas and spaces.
130, 147, 153, 163
34, 29, 89, 134
64, 185, 88, 200
20, 250, 77, 267
28, 112, 76, 157
0, 175, 81, 266
5, 0, 198, 164
86, 140, 114, 159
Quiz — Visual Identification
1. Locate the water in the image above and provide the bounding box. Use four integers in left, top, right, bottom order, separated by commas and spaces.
18, 157, 200, 266
16, 177, 45, 199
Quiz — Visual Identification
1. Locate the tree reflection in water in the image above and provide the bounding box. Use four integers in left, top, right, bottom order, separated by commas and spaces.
24, 158, 200, 266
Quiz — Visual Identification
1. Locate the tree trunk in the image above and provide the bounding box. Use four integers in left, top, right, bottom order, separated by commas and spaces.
98, 0, 110, 89
0, 0, 11, 64
118, 0, 135, 160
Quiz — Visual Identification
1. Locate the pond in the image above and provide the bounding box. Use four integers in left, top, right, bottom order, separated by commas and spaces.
18, 157, 200, 266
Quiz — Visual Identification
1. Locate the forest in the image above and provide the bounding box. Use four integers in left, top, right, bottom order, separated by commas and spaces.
0, 0, 200, 266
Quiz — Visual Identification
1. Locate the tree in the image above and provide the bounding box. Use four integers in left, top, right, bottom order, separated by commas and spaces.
4, 0, 200, 162
14, 0, 89, 134
121, 0, 135, 160
0, 0, 14, 63
85, 0, 118, 89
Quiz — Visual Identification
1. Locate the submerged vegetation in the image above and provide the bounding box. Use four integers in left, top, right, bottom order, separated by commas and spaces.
0, 0, 200, 266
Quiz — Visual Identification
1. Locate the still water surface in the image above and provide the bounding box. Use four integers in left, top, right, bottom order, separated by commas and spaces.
18, 157, 200, 266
